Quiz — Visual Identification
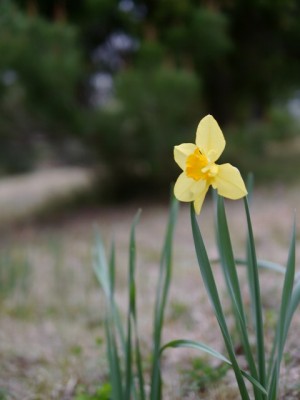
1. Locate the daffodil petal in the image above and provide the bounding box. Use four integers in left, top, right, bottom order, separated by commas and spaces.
195, 115, 225, 162
174, 172, 198, 201
174, 143, 197, 170
213, 163, 247, 199
193, 183, 209, 214
174, 172, 206, 202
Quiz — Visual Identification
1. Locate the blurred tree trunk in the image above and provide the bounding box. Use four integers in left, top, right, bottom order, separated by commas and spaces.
27, 0, 37, 15
54, 0, 66, 22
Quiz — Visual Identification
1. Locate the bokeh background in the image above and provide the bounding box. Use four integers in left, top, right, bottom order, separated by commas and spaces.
1, 0, 300, 200
1, 2, 300, 399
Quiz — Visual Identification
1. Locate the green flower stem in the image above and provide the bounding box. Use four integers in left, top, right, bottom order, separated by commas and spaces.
244, 197, 266, 392
190, 205, 250, 400
216, 196, 262, 399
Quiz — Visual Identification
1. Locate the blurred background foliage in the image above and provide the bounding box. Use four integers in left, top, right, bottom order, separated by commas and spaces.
1, 0, 300, 193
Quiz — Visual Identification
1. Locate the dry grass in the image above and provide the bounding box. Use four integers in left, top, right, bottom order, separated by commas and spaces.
0, 169, 300, 399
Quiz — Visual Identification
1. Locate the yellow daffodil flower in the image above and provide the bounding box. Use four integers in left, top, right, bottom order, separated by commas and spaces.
174, 114, 247, 214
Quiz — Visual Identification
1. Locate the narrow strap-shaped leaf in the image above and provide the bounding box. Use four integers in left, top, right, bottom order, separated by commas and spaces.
124, 210, 141, 399
272, 279, 300, 388
129, 210, 146, 400
279, 219, 296, 360
244, 197, 266, 389
161, 339, 231, 363
94, 232, 126, 354
133, 319, 146, 400
160, 339, 267, 396
246, 173, 254, 205
285, 279, 300, 338
129, 211, 142, 320
216, 196, 261, 399
211, 257, 286, 274
108, 240, 127, 349
245, 176, 256, 328
111, 286, 127, 351
246, 173, 256, 326
93, 231, 126, 399
93, 232, 111, 298
268, 217, 296, 399
150, 197, 179, 400
109, 240, 116, 299
105, 316, 123, 400
190, 205, 250, 399
268, 367, 278, 400
124, 303, 132, 398
235, 258, 286, 274
246, 227, 256, 327
216, 196, 252, 334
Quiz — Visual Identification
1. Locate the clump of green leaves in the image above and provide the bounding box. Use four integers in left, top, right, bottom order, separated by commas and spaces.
93, 197, 179, 399
162, 190, 300, 399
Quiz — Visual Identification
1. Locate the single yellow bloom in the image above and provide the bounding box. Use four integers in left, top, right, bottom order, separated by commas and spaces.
174, 115, 247, 214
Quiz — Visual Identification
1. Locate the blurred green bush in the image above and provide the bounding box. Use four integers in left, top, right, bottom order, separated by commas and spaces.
1, 1, 300, 191
88, 67, 201, 193
0, 1, 83, 173
225, 106, 299, 180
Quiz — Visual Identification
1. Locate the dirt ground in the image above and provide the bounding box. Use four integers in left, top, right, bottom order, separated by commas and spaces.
0, 168, 300, 399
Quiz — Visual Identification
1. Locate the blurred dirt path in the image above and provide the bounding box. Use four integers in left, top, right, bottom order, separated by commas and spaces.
0, 167, 93, 223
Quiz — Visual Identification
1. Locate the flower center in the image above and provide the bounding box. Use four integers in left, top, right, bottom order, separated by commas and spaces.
186, 148, 218, 181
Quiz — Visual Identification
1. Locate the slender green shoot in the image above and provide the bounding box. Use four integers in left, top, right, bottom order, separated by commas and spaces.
215, 196, 261, 399
150, 196, 179, 400
190, 204, 251, 399
244, 197, 266, 390
94, 197, 179, 400
268, 217, 296, 399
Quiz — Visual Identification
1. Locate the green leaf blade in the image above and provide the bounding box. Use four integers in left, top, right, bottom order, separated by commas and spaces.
244, 197, 266, 389
150, 196, 179, 400
190, 204, 250, 400
216, 196, 261, 398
